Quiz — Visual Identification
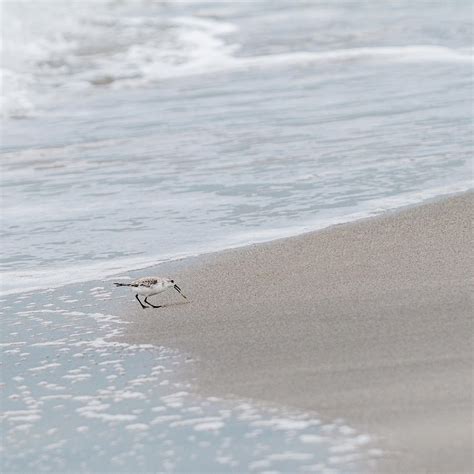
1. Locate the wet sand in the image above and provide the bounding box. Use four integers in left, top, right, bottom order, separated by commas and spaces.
124, 193, 473, 473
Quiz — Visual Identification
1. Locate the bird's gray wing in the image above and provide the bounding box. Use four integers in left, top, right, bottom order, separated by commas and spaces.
133, 277, 159, 288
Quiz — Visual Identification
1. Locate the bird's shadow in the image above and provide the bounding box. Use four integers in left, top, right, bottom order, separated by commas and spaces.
156, 301, 191, 309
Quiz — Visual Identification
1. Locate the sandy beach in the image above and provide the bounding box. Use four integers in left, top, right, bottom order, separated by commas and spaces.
4, 1, 473, 471
124, 193, 473, 473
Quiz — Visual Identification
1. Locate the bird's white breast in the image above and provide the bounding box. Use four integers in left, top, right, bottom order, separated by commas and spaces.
136, 283, 166, 296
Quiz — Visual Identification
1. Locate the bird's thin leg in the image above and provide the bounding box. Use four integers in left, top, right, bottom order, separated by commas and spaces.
135, 294, 147, 309
144, 296, 162, 309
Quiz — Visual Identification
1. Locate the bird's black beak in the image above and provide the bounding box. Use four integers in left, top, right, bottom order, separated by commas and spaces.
174, 284, 187, 299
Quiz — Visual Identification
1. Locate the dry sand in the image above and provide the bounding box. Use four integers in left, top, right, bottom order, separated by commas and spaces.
124, 193, 473, 473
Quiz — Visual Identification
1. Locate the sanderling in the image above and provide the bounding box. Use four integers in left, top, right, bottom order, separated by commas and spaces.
114, 277, 187, 309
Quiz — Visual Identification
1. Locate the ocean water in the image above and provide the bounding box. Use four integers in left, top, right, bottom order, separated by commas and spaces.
1, 0, 472, 471
1, 0, 472, 294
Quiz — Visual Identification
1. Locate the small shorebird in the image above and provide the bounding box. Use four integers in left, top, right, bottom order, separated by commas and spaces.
114, 277, 187, 309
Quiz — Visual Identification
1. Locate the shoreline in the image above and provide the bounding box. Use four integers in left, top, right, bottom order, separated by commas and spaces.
123, 192, 473, 473
2, 188, 471, 298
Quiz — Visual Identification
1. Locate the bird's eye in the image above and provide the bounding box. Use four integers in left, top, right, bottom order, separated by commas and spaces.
170, 280, 174, 283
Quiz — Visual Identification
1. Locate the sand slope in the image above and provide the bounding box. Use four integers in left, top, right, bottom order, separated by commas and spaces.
125, 193, 473, 473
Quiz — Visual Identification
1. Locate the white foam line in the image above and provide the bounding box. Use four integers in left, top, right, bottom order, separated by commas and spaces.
245, 45, 474, 69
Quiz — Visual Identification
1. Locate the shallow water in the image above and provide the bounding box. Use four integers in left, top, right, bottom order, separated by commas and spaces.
1, 284, 380, 472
